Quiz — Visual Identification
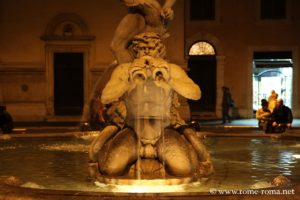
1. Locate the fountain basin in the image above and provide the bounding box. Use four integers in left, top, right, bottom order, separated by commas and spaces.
0, 132, 300, 199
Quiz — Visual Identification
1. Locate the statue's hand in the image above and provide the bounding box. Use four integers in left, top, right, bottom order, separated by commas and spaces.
129, 58, 148, 83
161, 7, 174, 20
106, 100, 127, 129
131, 57, 147, 69
120, 0, 140, 7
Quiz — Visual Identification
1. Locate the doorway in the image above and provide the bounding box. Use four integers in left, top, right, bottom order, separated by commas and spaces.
252, 51, 293, 111
188, 41, 217, 112
188, 56, 216, 111
54, 53, 84, 115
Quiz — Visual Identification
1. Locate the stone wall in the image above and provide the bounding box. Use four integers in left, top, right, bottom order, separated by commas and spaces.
0, 0, 185, 121
1, 0, 300, 120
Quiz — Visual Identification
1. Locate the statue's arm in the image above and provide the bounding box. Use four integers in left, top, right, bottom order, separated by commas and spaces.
101, 64, 130, 104
161, 0, 176, 20
168, 63, 201, 100
163, 0, 176, 9
120, 0, 160, 7
120, 0, 141, 7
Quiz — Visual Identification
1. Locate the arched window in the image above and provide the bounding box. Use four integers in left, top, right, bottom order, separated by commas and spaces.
189, 41, 215, 56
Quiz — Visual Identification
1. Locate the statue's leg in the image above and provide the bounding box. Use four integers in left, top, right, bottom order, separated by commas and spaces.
156, 128, 195, 177
181, 127, 213, 176
181, 128, 210, 162
89, 125, 119, 162
88, 125, 119, 178
98, 128, 138, 176
110, 13, 146, 64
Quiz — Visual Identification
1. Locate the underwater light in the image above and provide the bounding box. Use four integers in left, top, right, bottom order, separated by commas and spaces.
95, 180, 186, 193
112, 184, 186, 193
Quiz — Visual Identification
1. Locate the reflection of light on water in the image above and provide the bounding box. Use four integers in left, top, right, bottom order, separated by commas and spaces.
290, 144, 300, 148
279, 151, 294, 164
39, 144, 89, 153
2, 137, 300, 192
21, 181, 45, 189
95, 180, 186, 193
0, 146, 19, 151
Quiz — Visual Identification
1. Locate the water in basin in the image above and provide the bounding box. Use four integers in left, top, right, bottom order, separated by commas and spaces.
0, 137, 299, 193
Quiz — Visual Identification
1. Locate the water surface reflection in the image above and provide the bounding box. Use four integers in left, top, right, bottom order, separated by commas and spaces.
0, 137, 299, 192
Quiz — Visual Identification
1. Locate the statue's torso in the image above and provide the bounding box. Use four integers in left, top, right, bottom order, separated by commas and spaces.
125, 80, 172, 144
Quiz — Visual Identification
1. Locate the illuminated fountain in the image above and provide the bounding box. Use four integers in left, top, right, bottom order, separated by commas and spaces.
88, 31, 213, 186
1, 1, 299, 199
88, 0, 213, 188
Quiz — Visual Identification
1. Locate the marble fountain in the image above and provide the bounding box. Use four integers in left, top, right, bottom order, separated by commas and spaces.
0, 0, 300, 199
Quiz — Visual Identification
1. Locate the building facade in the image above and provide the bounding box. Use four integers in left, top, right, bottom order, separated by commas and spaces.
0, 0, 300, 121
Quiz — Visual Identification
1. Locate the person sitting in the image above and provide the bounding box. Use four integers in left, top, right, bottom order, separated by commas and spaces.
265, 98, 293, 133
267, 89, 278, 113
256, 99, 271, 131
0, 105, 14, 134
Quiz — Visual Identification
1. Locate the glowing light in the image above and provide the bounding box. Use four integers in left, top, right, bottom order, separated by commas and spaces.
292, 154, 300, 159
95, 179, 187, 193
113, 184, 185, 193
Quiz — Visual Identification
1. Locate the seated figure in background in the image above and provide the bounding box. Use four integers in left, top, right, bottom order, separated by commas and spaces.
0, 106, 14, 134
256, 99, 271, 131
265, 98, 293, 133
267, 89, 278, 113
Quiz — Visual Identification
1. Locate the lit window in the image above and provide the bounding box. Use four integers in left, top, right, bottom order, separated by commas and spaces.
189, 42, 215, 56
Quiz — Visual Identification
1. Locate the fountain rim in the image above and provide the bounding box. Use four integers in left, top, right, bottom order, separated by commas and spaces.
1, 130, 300, 140
0, 177, 298, 200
